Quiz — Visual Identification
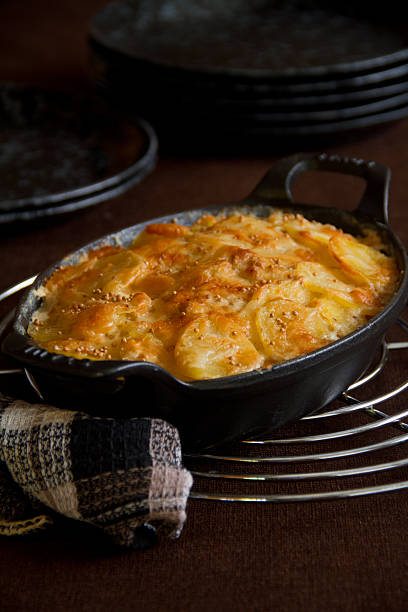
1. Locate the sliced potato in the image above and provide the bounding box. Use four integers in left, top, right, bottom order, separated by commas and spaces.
145, 222, 190, 238
41, 338, 112, 360
243, 279, 309, 322
134, 273, 175, 297
240, 280, 309, 351
314, 297, 348, 329
102, 251, 149, 295
119, 333, 169, 366
174, 314, 262, 380
255, 298, 330, 362
329, 233, 392, 285
286, 225, 336, 250
266, 278, 309, 304
296, 262, 358, 307
271, 212, 337, 243
71, 303, 117, 340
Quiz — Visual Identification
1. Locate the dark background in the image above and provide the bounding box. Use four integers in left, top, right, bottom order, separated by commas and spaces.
1, 2, 408, 611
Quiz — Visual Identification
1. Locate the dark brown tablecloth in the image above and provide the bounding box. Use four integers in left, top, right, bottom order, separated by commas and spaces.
1, 2, 408, 611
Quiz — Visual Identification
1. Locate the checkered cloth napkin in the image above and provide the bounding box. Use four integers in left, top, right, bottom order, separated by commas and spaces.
0, 393, 193, 549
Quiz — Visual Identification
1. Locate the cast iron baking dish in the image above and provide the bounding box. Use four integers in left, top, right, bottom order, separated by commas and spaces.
3, 153, 408, 451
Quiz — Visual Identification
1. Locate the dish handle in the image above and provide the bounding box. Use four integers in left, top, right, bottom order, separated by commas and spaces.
250, 152, 390, 224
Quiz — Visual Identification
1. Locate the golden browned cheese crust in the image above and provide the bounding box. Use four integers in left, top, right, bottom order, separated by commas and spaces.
29, 212, 400, 381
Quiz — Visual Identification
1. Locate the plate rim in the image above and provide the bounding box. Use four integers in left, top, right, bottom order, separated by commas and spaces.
89, 3, 408, 79
0, 84, 159, 212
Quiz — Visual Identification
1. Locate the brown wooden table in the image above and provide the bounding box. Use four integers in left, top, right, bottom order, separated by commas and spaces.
1, 3, 408, 611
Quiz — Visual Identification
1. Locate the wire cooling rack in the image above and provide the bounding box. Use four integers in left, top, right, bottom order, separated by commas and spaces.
185, 329, 408, 503
2, 277, 408, 503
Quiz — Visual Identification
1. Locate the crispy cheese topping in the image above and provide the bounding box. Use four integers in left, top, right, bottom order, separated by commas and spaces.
29, 211, 400, 381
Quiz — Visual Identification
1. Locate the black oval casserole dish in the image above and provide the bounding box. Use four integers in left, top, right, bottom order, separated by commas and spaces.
3, 153, 408, 451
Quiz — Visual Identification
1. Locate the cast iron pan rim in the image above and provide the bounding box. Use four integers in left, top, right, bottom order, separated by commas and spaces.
6, 199, 408, 391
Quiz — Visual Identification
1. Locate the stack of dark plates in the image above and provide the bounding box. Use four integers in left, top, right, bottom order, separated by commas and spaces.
89, 0, 408, 152
0, 83, 158, 224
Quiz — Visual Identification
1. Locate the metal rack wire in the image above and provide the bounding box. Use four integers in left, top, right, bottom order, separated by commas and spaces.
185, 331, 408, 503
2, 277, 408, 504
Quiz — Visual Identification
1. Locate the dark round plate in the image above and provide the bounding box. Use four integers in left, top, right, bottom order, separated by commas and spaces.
133, 102, 408, 154
105, 82, 408, 123
192, 91, 408, 124
0, 83, 158, 212
90, 34, 408, 96
0, 158, 157, 224
203, 80, 408, 111
91, 37, 408, 115
198, 104, 408, 136
95, 69, 408, 129
89, 1, 408, 79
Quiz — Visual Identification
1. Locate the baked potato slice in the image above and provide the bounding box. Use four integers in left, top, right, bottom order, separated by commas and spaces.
175, 313, 261, 380
329, 233, 395, 286
255, 298, 329, 362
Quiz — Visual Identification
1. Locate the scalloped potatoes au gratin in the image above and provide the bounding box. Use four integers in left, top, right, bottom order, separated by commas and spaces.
29, 211, 400, 381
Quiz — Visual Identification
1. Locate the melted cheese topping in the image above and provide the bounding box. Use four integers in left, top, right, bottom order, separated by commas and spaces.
29, 211, 400, 381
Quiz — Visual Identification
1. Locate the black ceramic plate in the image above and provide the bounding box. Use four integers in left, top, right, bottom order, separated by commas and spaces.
112, 86, 408, 123
93, 52, 408, 108
0, 150, 157, 224
139, 102, 408, 153
204, 80, 408, 111
0, 83, 158, 213
210, 104, 408, 136
89, 1, 408, 78
91, 39, 408, 120
201, 91, 408, 124
95, 76, 408, 130
90, 36, 408, 97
